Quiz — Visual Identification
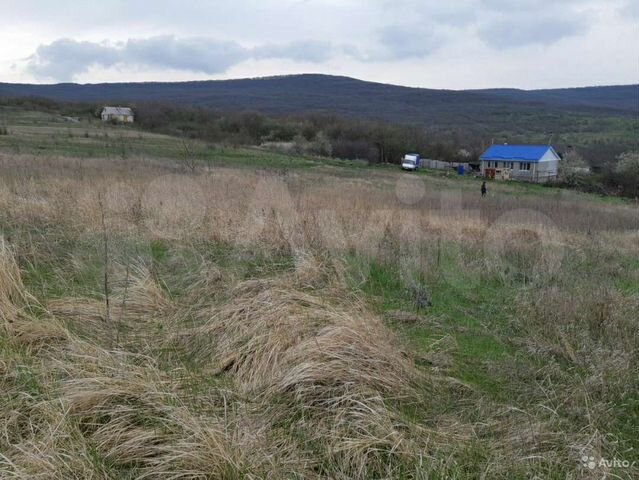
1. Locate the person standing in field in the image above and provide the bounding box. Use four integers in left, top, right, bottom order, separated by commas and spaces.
481, 181, 487, 197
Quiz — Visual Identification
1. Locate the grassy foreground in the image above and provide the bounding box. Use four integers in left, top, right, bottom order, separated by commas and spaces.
0, 112, 638, 479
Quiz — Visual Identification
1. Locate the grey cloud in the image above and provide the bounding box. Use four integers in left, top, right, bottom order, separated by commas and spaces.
373, 0, 477, 28
124, 36, 250, 73
478, 14, 588, 48
26, 36, 337, 81
619, 0, 639, 18
372, 0, 591, 51
26, 31, 448, 82
430, 8, 477, 27
479, 0, 584, 10
373, 27, 444, 60
28, 39, 121, 82
254, 41, 335, 63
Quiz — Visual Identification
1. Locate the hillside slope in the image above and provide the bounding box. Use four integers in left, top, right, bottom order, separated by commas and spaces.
1, 75, 637, 129
475, 85, 639, 113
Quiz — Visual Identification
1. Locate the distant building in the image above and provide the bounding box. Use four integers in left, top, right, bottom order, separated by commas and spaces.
480, 145, 560, 183
101, 106, 134, 123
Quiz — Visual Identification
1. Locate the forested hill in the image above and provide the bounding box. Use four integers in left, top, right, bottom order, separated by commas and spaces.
1, 75, 637, 128
474, 85, 638, 113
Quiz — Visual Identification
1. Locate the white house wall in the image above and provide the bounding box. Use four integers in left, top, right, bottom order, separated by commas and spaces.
535, 159, 558, 181
480, 159, 558, 183
539, 149, 560, 162
101, 114, 134, 123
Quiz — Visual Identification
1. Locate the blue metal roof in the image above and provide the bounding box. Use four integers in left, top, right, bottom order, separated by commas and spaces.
480, 145, 556, 162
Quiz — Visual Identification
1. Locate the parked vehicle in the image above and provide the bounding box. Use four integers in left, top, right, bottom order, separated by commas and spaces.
401, 153, 422, 171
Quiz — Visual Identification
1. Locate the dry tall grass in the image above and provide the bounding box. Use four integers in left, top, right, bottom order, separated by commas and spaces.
1, 152, 637, 478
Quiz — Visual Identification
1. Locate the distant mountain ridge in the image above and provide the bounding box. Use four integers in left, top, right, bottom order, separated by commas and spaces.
1, 74, 637, 128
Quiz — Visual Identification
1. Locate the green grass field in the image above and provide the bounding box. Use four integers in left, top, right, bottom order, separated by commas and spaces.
0, 106, 373, 171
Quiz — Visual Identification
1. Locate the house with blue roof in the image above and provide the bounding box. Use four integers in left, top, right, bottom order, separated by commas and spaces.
480, 145, 560, 183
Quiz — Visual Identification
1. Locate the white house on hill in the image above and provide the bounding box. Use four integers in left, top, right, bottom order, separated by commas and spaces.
101, 106, 134, 123
480, 145, 560, 183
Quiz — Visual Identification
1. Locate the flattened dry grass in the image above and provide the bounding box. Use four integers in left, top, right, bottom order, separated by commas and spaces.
1, 242, 439, 479
176, 274, 429, 477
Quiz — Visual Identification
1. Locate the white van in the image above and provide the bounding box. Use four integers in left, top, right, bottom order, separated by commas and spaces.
401, 153, 422, 171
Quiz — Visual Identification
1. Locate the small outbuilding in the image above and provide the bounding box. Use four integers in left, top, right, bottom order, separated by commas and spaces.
480, 145, 560, 183
101, 106, 134, 123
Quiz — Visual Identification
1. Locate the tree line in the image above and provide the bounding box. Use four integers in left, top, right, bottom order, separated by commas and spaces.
132, 102, 477, 164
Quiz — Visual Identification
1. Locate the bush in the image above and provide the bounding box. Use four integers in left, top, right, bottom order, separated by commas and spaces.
612, 151, 639, 197
597, 151, 639, 198
331, 138, 378, 163
615, 151, 639, 175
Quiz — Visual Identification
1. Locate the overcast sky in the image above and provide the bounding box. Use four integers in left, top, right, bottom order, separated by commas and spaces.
1, 0, 637, 89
